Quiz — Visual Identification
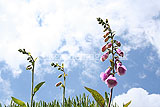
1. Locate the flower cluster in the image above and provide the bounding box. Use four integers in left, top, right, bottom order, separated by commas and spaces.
98, 18, 127, 89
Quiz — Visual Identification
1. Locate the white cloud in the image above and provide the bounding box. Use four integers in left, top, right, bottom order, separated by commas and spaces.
122, 83, 140, 89
113, 88, 160, 107
0, 0, 160, 104
138, 72, 147, 79
0, 66, 13, 105
155, 68, 160, 77
0, 0, 160, 84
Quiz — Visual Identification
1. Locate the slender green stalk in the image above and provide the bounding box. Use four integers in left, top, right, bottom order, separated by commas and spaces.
51, 63, 66, 107
63, 72, 66, 107
108, 32, 114, 107
31, 60, 35, 107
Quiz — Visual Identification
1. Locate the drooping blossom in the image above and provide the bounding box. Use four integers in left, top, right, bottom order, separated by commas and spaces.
116, 49, 124, 57
116, 63, 127, 76
102, 42, 112, 52
100, 72, 108, 81
115, 41, 121, 47
105, 75, 117, 89
100, 51, 109, 62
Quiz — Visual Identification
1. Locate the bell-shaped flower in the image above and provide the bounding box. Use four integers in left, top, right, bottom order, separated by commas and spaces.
100, 51, 109, 62
116, 49, 124, 57
116, 63, 127, 76
102, 42, 112, 52
100, 72, 108, 81
115, 41, 121, 47
105, 75, 117, 89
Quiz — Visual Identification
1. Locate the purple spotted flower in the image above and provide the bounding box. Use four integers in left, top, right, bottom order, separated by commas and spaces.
105, 75, 117, 89
116, 49, 124, 57
102, 42, 112, 52
116, 63, 127, 76
100, 51, 109, 62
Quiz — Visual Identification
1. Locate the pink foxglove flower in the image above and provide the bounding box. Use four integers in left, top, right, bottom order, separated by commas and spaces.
105, 75, 117, 89
116, 49, 124, 57
116, 63, 127, 76
100, 72, 108, 81
105, 67, 111, 75
100, 51, 109, 62
102, 43, 112, 52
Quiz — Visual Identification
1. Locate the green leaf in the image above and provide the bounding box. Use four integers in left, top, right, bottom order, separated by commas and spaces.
105, 92, 109, 106
11, 97, 26, 107
34, 57, 38, 62
33, 81, 45, 95
123, 100, 131, 107
84, 87, 105, 107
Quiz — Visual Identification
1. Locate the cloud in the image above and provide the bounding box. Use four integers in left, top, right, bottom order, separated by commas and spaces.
0, 0, 160, 104
155, 68, 160, 77
0, 65, 13, 105
113, 88, 160, 107
0, 0, 160, 85
138, 72, 147, 79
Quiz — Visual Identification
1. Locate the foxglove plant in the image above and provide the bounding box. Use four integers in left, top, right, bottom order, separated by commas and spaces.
98, 17, 127, 107
11, 49, 45, 107
85, 18, 131, 107
51, 62, 67, 107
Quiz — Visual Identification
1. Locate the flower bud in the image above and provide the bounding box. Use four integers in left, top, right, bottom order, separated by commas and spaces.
104, 37, 109, 42
100, 51, 109, 62
55, 81, 62, 87
115, 41, 121, 47
103, 32, 110, 38
105, 67, 111, 75
116, 49, 124, 57
102, 42, 112, 52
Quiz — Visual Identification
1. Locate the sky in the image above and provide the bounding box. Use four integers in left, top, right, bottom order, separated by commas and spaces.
0, 0, 160, 106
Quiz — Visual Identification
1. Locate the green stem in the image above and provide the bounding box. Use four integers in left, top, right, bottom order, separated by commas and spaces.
108, 88, 113, 107
108, 32, 114, 107
63, 72, 66, 107
31, 62, 34, 107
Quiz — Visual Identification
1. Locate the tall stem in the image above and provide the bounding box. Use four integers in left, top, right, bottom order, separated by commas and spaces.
108, 32, 114, 107
31, 62, 34, 107
63, 72, 66, 107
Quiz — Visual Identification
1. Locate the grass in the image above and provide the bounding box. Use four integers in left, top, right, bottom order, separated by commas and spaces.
1, 93, 119, 107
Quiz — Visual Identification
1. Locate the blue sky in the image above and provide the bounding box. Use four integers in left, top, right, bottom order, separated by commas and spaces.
0, 0, 160, 106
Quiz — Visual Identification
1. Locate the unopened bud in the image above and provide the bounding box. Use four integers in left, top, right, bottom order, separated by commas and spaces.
55, 81, 62, 87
